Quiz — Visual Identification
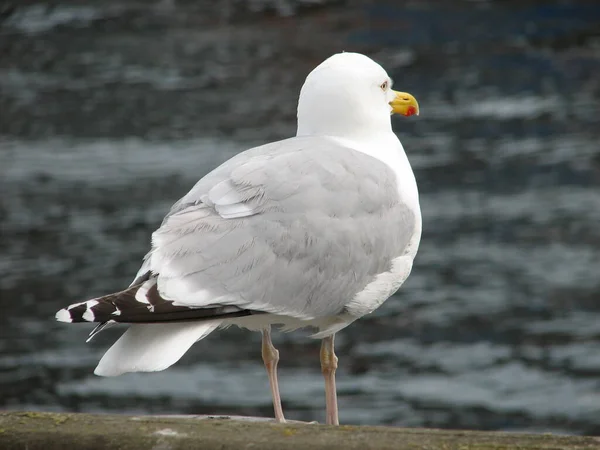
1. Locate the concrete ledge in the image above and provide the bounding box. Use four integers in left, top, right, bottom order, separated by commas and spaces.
0, 411, 598, 449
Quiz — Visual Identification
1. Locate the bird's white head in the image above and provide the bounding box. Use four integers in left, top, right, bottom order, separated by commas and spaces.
296, 52, 419, 139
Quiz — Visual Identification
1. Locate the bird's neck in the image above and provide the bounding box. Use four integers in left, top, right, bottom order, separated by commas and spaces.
296, 106, 393, 139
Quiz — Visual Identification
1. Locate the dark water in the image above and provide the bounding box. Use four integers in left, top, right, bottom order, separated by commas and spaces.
1, 0, 600, 435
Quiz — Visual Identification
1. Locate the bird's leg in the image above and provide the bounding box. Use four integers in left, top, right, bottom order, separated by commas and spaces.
320, 334, 339, 425
261, 327, 286, 423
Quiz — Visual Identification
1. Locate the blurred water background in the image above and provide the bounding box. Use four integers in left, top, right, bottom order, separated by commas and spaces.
1, 0, 600, 435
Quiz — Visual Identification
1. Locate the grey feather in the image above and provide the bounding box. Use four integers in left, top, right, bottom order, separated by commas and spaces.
144, 135, 415, 320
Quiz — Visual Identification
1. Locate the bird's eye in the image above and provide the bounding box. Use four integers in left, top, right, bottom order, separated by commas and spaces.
380, 81, 389, 91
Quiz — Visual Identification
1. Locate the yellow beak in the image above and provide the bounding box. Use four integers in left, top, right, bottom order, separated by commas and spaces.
389, 91, 419, 117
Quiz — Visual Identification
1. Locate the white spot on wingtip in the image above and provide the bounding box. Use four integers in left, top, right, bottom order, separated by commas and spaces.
111, 309, 121, 316
55, 309, 72, 322
82, 309, 95, 321
82, 300, 99, 321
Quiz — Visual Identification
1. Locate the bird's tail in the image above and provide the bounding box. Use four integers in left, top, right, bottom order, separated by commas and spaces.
94, 321, 220, 376
54, 272, 258, 376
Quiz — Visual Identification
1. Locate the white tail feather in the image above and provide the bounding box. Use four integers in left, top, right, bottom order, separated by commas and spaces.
94, 321, 220, 377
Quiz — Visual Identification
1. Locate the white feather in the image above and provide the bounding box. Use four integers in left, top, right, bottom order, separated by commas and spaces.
208, 179, 243, 205
94, 321, 220, 377
82, 309, 95, 322
134, 279, 154, 304
214, 203, 256, 219
55, 309, 72, 323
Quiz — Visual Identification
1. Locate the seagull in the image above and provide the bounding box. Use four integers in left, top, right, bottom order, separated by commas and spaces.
55, 52, 421, 425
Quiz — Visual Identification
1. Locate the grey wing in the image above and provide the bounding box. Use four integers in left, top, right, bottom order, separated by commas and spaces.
130, 138, 292, 282
142, 136, 415, 320
162, 138, 297, 220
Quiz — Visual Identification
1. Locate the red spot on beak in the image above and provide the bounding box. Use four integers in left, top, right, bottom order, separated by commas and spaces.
406, 106, 417, 117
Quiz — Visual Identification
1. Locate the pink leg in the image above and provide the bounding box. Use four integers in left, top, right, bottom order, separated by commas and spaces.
320, 334, 339, 425
261, 327, 285, 423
